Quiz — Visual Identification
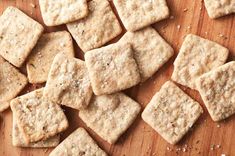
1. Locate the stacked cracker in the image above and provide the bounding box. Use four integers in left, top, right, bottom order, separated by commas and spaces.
170, 34, 235, 122
141, 34, 234, 145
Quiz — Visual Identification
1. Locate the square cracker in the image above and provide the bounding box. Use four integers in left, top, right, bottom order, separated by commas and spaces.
49, 128, 107, 156
0, 7, 44, 67
113, 0, 170, 31
85, 43, 140, 95
196, 61, 235, 121
12, 113, 60, 147
142, 81, 203, 144
0, 56, 28, 112
172, 34, 229, 90
26, 31, 74, 84
204, 0, 235, 19
39, 0, 88, 26
79, 93, 141, 144
67, 0, 122, 52
10, 88, 68, 144
44, 53, 93, 110
119, 27, 174, 81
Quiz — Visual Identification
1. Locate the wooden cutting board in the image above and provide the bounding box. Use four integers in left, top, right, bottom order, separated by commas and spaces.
0, 0, 235, 156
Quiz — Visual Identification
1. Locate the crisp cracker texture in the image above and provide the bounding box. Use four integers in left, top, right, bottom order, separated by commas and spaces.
113, 0, 169, 31
85, 43, 140, 95
26, 31, 74, 83
196, 61, 235, 121
44, 53, 93, 110
0, 6, 44, 67
0, 101, 10, 112
12, 113, 60, 147
49, 128, 107, 156
119, 27, 174, 81
39, 0, 88, 26
10, 88, 68, 144
172, 34, 229, 90
0, 56, 28, 112
142, 81, 203, 144
79, 93, 141, 144
67, 0, 122, 52
204, 0, 235, 18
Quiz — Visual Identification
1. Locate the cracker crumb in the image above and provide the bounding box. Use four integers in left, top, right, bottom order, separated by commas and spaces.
218, 33, 227, 39
177, 25, 181, 30
210, 144, 215, 150
183, 8, 188, 12
44, 148, 49, 153
30, 3, 36, 8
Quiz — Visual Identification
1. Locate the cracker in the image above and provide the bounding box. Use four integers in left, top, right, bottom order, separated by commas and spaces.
67, 0, 122, 52
0, 56, 28, 112
39, 0, 88, 26
204, 0, 235, 18
10, 88, 68, 144
49, 128, 107, 156
113, 0, 169, 31
44, 53, 93, 110
79, 93, 141, 144
142, 81, 203, 144
0, 7, 44, 67
172, 34, 229, 90
12, 113, 60, 147
0, 101, 10, 112
119, 27, 174, 81
85, 43, 140, 95
196, 61, 235, 121
26, 31, 74, 83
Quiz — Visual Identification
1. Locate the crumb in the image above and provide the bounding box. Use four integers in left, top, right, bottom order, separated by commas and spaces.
44, 149, 49, 153
30, 3, 36, 8
177, 25, 181, 30
218, 34, 227, 39
183, 8, 188, 12
210, 144, 215, 150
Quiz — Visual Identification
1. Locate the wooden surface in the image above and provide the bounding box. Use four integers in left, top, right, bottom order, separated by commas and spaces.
0, 0, 235, 156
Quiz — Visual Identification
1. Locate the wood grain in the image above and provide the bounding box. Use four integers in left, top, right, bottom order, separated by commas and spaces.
0, 0, 235, 156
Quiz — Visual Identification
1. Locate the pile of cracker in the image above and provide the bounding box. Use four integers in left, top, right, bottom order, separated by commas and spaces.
0, 0, 234, 155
